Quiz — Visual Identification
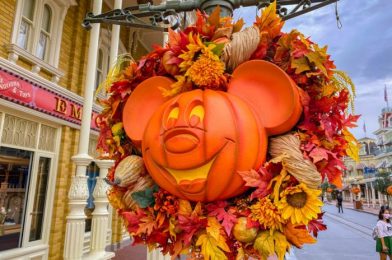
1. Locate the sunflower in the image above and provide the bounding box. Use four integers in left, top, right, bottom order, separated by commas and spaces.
179, 33, 221, 72
277, 183, 322, 225
250, 197, 286, 231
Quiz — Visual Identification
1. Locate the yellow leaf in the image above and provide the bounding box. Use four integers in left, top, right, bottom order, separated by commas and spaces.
111, 122, 123, 135
254, 231, 275, 260
291, 57, 311, 74
255, 1, 284, 39
343, 128, 359, 161
321, 83, 339, 97
269, 168, 289, 203
169, 217, 177, 239
179, 200, 192, 215
273, 231, 291, 260
236, 247, 245, 260
305, 45, 328, 76
194, 202, 203, 215
269, 153, 289, 164
196, 233, 229, 260
206, 217, 230, 252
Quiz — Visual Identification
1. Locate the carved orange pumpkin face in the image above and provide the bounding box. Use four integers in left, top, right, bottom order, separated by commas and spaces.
142, 89, 267, 201
123, 60, 303, 202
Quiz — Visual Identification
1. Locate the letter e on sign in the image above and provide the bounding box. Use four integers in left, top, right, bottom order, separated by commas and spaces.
54, 97, 67, 114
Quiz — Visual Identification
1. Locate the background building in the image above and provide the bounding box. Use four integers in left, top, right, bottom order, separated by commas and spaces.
0, 0, 171, 259
343, 107, 392, 208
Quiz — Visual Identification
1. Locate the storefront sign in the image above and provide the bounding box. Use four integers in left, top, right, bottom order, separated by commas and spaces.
0, 69, 99, 130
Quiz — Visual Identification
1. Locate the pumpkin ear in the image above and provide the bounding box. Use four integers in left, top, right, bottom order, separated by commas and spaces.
123, 76, 174, 146
227, 60, 302, 135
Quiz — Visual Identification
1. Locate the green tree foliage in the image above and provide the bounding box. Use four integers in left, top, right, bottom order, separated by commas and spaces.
374, 172, 392, 195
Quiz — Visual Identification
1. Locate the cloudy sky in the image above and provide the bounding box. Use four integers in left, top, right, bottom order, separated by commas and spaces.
234, 0, 392, 139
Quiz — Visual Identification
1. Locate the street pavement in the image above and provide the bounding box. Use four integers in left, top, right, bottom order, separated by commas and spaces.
293, 204, 379, 260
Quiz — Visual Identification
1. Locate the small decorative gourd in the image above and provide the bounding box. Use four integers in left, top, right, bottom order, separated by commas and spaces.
114, 155, 145, 188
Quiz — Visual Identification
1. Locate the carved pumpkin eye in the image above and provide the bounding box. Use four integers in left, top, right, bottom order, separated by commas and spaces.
189, 105, 204, 127
166, 106, 179, 128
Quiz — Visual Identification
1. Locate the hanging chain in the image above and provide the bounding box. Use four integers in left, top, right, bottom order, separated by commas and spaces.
335, 1, 342, 29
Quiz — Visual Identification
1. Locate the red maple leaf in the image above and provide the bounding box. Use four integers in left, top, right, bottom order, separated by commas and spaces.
147, 230, 169, 248
206, 201, 237, 236
238, 168, 273, 200
177, 214, 207, 245
309, 147, 329, 164
307, 213, 327, 237
122, 208, 146, 234
342, 114, 360, 128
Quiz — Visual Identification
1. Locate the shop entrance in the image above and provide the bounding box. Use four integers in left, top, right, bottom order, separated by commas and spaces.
0, 112, 58, 253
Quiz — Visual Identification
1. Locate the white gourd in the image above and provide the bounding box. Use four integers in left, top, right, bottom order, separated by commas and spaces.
114, 155, 145, 188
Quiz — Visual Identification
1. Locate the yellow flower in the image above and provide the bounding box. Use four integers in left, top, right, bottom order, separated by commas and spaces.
160, 75, 191, 97
277, 183, 322, 225
250, 197, 286, 232
186, 54, 225, 89
179, 33, 220, 72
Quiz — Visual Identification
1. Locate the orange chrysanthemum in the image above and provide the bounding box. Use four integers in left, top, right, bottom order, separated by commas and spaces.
250, 197, 286, 232
186, 55, 225, 89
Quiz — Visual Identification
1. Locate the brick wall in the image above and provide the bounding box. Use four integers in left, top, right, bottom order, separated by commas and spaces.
58, 1, 90, 96
48, 126, 79, 259
0, 0, 16, 59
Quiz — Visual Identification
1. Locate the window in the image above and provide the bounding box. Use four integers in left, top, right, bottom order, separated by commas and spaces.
0, 113, 58, 253
17, 0, 36, 50
36, 5, 52, 61
85, 162, 99, 232
0, 147, 32, 251
14, 1, 54, 62
94, 28, 127, 97
95, 49, 104, 90
8, 0, 76, 80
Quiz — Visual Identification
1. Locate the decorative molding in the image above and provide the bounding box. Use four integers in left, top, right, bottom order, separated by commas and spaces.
5, 43, 64, 82
0, 244, 48, 260
72, 154, 94, 167
0, 57, 103, 113
68, 175, 89, 200
93, 179, 110, 198
95, 159, 115, 170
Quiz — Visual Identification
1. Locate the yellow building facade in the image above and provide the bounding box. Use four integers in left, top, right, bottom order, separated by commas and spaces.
0, 0, 158, 259
343, 106, 392, 208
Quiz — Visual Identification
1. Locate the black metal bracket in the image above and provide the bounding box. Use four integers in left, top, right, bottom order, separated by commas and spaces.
82, 6, 181, 31
82, 0, 339, 31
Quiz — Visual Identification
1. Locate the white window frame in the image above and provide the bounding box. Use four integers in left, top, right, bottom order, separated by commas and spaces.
7, 0, 77, 83
95, 28, 127, 99
36, 4, 52, 61
0, 109, 61, 258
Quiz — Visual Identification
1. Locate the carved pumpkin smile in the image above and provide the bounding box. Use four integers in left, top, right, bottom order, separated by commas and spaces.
123, 60, 303, 202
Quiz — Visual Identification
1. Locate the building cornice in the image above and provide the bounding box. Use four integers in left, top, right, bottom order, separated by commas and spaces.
0, 58, 102, 113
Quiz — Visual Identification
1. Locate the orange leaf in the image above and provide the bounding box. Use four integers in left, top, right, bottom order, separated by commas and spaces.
255, 2, 284, 39
232, 18, 244, 33
136, 215, 156, 236
283, 222, 316, 248
208, 6, 221, 28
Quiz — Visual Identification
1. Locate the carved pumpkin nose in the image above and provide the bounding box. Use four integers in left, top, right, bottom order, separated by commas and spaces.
165, 132, 199, 153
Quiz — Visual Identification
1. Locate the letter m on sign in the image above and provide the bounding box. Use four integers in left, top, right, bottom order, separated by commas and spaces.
70, 103, 82, 120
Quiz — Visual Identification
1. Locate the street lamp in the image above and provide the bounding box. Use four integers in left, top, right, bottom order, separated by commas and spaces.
83, 0, 339, 31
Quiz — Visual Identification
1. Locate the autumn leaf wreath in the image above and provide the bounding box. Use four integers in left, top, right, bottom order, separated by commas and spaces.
96, 3, 359, 260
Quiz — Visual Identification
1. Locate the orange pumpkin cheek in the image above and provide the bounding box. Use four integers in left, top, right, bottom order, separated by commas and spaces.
142, 89, 267, 202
